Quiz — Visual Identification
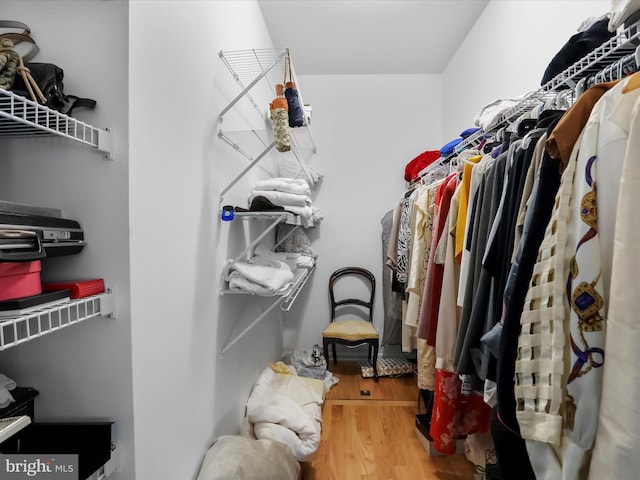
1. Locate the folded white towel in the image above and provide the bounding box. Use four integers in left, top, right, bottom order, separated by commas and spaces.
223, 259, 294, 295
250, 190, 311, 207
254, 178, 311, 196
253, 245, 315, 269
227, 273, 292, 295
280, 205, 314, 227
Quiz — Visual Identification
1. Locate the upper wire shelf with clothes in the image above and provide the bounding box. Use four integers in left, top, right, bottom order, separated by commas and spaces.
0, 292, 115, 351
0, 89, 113, 159
217, 48, 316, 202
414, 128, 487, 182
496, 20, 640, 127
417, 19, 640, 185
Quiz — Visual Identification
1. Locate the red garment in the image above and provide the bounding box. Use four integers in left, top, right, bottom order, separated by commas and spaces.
429, 369, 492, 455
416, 173, 457, 343
404, 150, 440, 182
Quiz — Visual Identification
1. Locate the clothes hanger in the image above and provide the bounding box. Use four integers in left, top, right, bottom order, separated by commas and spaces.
622, 44, 640, 93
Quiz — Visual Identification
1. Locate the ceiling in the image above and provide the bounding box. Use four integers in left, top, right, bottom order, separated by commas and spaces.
257, 0, 490, 75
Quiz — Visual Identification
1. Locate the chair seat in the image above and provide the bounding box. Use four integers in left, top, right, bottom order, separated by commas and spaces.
322, 320, 379, 342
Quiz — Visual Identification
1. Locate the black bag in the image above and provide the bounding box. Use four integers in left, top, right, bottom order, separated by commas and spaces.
11, 62, 96, 116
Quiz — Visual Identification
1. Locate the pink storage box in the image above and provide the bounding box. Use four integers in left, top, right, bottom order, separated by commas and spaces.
0, 261, 42, 302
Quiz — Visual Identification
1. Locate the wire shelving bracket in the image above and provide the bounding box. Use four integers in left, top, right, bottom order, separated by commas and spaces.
0, 89, 113, 160
0, 292, 116, 351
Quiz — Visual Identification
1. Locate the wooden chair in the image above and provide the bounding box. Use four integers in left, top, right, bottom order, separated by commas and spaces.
322, 267, 379, 382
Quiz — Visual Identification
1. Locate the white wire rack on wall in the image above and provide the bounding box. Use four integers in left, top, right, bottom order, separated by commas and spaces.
417, 21, 640, 182
217, 48, 317, 202
219, 265, 315, 356
0, 89, 113, 159
0, 292, 115, 351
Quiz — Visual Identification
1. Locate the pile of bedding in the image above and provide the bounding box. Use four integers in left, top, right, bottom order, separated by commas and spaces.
241, 366, 323, 462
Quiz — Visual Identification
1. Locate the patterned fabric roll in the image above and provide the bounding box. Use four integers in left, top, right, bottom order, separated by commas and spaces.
270, 107, 291, 152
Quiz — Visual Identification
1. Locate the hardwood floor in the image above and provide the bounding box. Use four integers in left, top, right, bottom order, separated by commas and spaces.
302, 362, 478, 480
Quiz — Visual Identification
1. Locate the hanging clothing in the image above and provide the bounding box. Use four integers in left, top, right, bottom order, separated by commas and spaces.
434, 182, 463, 373
416, 173, 458, 343
587, 77, 640, 480
380, 209, 402, 346
454, 153, 482, 259
429, 369, 492, 455
395, 194, 413, 285
491, 112, 564, 480
415, 175, 457, 390
545, 81, 619, 170
406, 182, 441, 330
516, 81, 631, 480
401, 188, 420, 352
457, 152, 496, 308
429, 180, 492, 454
454, 149, 508, 383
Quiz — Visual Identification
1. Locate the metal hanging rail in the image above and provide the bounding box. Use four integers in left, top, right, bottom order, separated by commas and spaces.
0, 89, 113, 159
497, 21, 640, 126
416, 21, 640, 184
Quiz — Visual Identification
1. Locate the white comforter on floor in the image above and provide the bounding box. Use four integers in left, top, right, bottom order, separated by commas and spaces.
242, 367, 323, 462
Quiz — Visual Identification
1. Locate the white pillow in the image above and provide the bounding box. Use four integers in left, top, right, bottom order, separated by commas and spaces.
197, 435, 300, 480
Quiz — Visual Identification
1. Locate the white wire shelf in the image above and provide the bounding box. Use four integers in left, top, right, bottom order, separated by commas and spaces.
218, 48, 316, 152
0, 89, 112, 159
218, 128, 317, 201
415, 21, 640, 184
221, 211, 315, 264
232, 210, 315, 227
496, 21, 640, 126
219, 265, 315, 356
0, 292, 115, 351
220, 264, 314, 299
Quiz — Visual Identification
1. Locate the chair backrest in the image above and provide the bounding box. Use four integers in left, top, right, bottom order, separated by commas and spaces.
329, 267, 376, 323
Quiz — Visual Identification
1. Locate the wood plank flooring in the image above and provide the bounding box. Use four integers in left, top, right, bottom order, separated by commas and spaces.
302, 362, 478, 480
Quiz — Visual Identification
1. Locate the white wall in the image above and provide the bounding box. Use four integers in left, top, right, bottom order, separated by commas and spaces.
0, 0, 134, 478
442, 0, 611, 141
0, 1, 620, 478
287, 74, 443, 354
129, 1, 287, 479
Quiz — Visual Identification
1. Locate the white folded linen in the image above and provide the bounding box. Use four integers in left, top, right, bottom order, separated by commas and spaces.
250, 189, 311, 207
279, 205, 314, 227
254, 178, 311, 196
223, 259, 294, 295
253, 244, 315, 269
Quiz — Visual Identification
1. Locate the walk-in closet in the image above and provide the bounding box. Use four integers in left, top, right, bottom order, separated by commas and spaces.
0, 1, 637, 479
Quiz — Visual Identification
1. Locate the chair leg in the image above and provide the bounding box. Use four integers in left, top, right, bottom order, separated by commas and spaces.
323, 341, 330, 369
332, 343, 337, 364
371, 341, 379, 382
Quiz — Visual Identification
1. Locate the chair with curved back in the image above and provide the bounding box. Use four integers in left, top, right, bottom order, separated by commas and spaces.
322, 267, 379, 382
